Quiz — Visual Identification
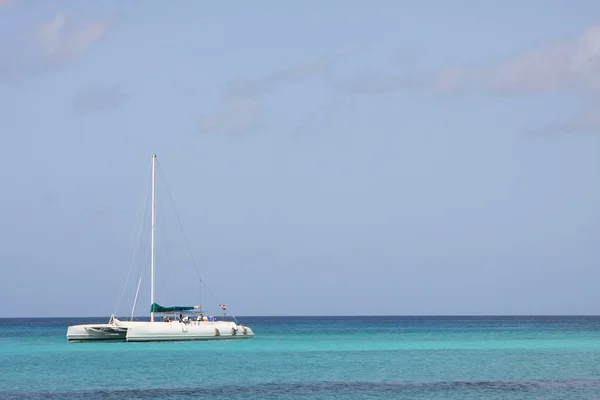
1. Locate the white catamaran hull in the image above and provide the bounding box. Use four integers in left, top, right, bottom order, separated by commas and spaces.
124, 320, 255, 342
67, 319, 255, 342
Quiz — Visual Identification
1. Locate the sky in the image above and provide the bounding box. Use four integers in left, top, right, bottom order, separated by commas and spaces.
1, 0, 599, 317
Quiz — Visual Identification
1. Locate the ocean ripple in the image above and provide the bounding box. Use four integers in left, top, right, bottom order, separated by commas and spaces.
4, 378, 600, 400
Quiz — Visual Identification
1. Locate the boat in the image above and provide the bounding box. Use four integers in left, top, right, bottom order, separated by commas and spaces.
67, 154, 255, 342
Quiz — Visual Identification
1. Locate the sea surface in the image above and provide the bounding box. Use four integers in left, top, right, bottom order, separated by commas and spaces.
1, 316, 600, 399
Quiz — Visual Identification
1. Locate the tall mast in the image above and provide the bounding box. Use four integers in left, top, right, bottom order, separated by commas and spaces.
150, 154, 157, 322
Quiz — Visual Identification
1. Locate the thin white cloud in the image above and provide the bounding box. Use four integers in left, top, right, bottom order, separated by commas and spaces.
0, 12, 110, 81
264, 58, 334, 86
199, 57, 334, 135
200, 91, 262, 135
200, 26, 600, 135
437, 24, 600, 97
431, 24, 600, 133
434, 67, 469, 93
36, 12, 110, 65
333, 71, 425, 94
73, 84, 127, 114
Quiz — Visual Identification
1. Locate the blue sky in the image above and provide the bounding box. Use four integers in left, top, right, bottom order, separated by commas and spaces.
1, 0, 599, 317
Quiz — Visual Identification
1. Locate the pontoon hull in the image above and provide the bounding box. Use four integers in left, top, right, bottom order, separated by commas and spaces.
67, 320, 255, 342
124, 321, 255, 342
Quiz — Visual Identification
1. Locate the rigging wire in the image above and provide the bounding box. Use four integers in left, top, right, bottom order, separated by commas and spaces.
130, 212, 151, 320
157, 198, 176, 304
113, 166, 152, 317
156, 160, 222, 310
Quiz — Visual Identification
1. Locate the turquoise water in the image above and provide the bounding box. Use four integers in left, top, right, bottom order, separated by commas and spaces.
2, 316, 600, 399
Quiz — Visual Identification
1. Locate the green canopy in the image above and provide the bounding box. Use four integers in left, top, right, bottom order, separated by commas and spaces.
150, 303, 197, 313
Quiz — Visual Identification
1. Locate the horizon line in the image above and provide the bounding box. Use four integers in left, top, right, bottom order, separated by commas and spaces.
2, 314, 600, 319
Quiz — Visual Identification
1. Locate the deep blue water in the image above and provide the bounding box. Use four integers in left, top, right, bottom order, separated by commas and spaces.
2, 316, 600, 399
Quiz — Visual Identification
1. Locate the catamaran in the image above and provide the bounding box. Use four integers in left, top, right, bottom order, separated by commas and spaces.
66, 154, 255, 342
